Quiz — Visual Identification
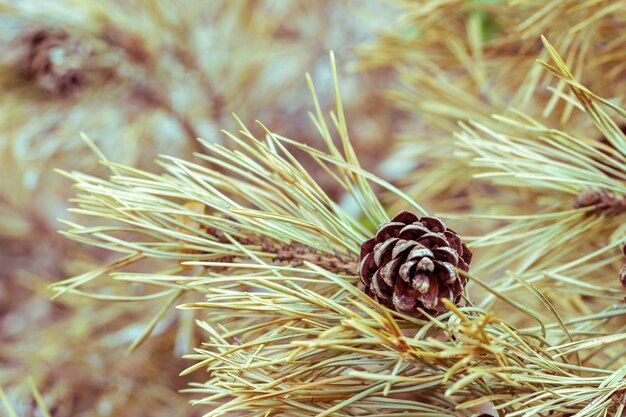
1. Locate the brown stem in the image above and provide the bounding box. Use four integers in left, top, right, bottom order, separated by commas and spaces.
131, 83, 205, 155
272, 244, 358, 276
203, 223, 358, 276
101, 24, 213, 155
172, 46, 226, 125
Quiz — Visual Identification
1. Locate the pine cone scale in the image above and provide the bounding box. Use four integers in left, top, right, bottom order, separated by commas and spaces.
417, 257, 434, 272
378, 258, 400, 286
399, 260, 416, 281
391, 239, 416, 258
419, 280, 438, 310
393, 278, 419, 312
371, 272, 392, 299
418, 233, 448, 248
392, 211, 419, 224
375, 222, 405, 241
358, 252, 376, 285
435, 261, 457, 284
406, 245, 433, 260
358, 211, 473, 317
398, 224, 430, 240
373, 238, 397, 265
460, 243, 473, 264
432, 247, 458, 265
412, 273, 430, 293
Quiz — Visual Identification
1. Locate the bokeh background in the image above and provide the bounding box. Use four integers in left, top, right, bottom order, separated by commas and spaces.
4, 0, 626, 415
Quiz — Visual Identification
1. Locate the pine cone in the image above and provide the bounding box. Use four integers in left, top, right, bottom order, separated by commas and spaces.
573, 188, 626, 213
20, 29, 87, 96
358, 211, 472, 316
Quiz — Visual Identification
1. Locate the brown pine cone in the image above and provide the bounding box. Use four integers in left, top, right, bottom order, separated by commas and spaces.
358, 211, 472, 316
19, 29, 88, 96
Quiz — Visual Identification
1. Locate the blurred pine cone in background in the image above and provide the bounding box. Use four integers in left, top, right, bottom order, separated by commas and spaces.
19, 28, 89, 96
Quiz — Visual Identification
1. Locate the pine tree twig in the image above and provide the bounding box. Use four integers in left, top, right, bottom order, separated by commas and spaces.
199, 216, 358, 275
131, 82, 205, 155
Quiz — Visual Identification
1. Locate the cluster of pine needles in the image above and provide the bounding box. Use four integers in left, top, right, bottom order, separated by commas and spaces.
2, 0, 626, 416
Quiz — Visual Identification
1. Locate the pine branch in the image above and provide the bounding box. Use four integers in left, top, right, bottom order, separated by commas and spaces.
55, 53, 626, 416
